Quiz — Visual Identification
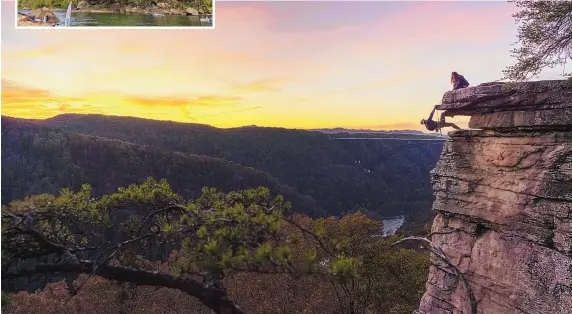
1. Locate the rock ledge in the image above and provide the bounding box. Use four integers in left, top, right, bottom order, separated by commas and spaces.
418, 80, 572, 314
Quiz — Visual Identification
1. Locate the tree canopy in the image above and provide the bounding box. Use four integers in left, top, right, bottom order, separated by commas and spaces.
2, 179, 429, 314
1, 117, 321, 216
504, 0, 572, 80
33, 114, 442, 218
2, 179, 296, 314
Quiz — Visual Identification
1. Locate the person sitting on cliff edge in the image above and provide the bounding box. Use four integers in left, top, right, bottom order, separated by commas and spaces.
451, 71, 469, 90
420, 106, 460, 132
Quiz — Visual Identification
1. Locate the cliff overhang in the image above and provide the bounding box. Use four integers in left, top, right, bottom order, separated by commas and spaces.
436, 80, 572, 131
418, 80, 572, 314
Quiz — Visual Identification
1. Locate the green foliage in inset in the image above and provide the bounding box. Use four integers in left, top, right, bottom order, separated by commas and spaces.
18, 0, 211, 11
18, 0, 70, 9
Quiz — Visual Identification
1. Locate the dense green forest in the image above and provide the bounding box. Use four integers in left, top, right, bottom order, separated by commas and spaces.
1, 117, 320, 216
35, 114, 443, 218
1, 114, 441, 309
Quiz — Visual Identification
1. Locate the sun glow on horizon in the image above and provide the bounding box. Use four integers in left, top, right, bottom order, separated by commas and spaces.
2, 1, 565, 131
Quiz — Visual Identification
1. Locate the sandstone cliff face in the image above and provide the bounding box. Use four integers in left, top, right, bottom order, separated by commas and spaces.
419, 80, 572, 314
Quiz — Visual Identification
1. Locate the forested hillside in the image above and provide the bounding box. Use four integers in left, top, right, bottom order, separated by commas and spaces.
1, 114, 440, 312
38, 114, 443, 218
1, 117, 319, 215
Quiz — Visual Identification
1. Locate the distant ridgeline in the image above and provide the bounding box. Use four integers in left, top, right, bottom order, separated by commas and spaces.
1, 114, 443, 219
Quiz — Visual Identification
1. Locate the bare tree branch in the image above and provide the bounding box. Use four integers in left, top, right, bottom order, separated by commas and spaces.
393, 235, 478, 314
283, 217, 335, 258
504, 0, 572, 80
4, 260, 245, 314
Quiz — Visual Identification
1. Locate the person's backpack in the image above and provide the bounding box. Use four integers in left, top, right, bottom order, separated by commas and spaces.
461, 76, 469, 87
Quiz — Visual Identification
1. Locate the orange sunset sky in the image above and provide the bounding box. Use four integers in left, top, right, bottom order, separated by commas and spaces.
0, 1, 567, 130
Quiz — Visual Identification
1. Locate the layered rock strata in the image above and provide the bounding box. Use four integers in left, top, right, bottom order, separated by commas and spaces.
419, 80, 572, 314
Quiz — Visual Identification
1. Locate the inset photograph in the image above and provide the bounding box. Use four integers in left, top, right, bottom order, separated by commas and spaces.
17, 0, 213, 28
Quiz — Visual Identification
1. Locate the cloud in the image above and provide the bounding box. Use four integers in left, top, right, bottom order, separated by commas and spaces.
120, 95, 242, 108
191, 95, 242, 106
1, 79, 58, 103
231, 78, 286, 94
1, 78, 245, 122
196, 105, 263, 119
117, 96, 193, 108
0, 1, 528, 130
1, 79, 105, 118
58, 104, 72, 112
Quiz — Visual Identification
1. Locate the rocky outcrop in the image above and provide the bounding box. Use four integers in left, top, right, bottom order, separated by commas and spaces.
185, 7, 199, 15
76, 0, 88, 9
437, 80, 572, 130
17, 12, 57, 27
419, 80, 572, 314
156, 2, 169, 8
29, 7, 59, 24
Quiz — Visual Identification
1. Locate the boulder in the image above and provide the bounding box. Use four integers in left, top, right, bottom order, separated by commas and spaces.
185, 7, 199, 15
17, 13, 56, 26
30, 7, 59, 24
76, 0, 88, 9
156, 2, 168, 9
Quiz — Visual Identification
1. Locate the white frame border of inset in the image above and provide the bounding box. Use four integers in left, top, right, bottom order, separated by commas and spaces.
13, 0, 216, 30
